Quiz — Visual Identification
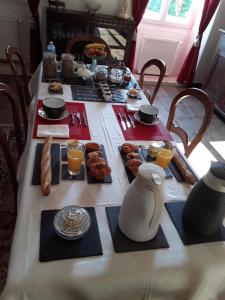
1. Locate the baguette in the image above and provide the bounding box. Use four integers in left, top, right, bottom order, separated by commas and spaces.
41, 136, 53, 196
163, 140, 195, 185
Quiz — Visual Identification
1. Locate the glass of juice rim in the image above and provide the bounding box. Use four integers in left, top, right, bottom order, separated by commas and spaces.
67, 140, 85, 176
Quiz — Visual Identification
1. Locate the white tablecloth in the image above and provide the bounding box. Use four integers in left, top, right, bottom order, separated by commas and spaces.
2, 67, 225, 300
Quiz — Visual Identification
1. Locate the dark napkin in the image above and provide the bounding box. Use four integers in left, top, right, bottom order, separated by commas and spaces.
40, 207, 103, 262
141, 148, 173, 179
61, 164, 85, 180
106, 206, 169, 253
32, 143, 60, 185
85, 145, 112, 184
165, 201, 225, 245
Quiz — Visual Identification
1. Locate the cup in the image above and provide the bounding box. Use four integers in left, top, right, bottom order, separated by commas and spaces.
67, 140, 85, 175
156, 149, 174, 169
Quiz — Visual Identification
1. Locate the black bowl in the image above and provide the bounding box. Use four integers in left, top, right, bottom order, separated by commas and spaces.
138, 105, 159, 124
42, 97, 66, 119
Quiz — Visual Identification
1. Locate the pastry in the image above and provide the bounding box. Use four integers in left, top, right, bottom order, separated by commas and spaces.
87, 156, 105, 168
129, 87, 138, 97
121, 143, 138, 154
87, 151, 103, 159
90, 162, 111, 181
126, 152, 141, 161
126, 158, 142, 177
41, 136, 53, 196
85, 142, 101, 152
49, 82, 62, 92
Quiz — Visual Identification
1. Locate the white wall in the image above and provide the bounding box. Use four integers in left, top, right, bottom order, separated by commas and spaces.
194, 0, 225, 83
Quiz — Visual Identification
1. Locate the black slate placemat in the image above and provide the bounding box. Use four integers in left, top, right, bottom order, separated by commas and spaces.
42, 71, 94, 86
165, 201, 225, 245
118, 146, 143, 184
40, 207, 103, 262
61, 164, 85, 180
85, 145, 112, 184
32, 143, 60, 185
71, 86, 127, 103
106, 206, 169, 253
141, 148, 173, 179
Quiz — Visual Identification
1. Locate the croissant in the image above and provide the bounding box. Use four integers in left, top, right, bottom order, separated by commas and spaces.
41, 136, 53, 196
87, 151, 103, 159
85, 142, 101, 152
126, 158, 142, 177
90, 162, 111, 180
126, 152, 141, 160
121, 143, 138, 154
87, 156, 106, 168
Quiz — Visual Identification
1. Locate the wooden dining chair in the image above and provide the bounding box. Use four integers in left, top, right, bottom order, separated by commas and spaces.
166, 88, 214, 158
65, 34, 112, 62
139, 59, 166, 105
0, 84, 24, 293
5, 45, 30, 134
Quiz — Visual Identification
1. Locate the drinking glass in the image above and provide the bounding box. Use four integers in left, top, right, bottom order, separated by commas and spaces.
156, 149, 174, 169
67, 140, 85, 175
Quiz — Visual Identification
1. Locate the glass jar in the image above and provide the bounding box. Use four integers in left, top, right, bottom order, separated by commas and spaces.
67, 139, 85, 176
94, 66, 108, 82
43, 52, 57, 80
61, 53, 74, 80
123, 70, 131, 84
148, 142, 162, 158
109, 68, 123, 84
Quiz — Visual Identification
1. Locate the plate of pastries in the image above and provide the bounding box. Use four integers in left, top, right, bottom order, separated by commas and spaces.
120, 143, 143, 182
85, 142, 112, 183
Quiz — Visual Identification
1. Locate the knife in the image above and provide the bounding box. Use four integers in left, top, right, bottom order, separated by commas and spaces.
82, 111, 87, 127
124, 114, 130, 128
77, 112, 81, 126
118, 112, 126, 130
128, 114, 135, 128
70, 113, 75, 126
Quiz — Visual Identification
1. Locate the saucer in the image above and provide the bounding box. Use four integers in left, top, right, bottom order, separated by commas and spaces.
38, 107, 69, 121
134, 112, 160, 126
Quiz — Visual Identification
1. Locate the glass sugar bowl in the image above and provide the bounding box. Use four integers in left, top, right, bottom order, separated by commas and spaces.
148, 142, 162, 158
109, 68, 123, 84
43, 52, 57, 80
61, 53, 74, 80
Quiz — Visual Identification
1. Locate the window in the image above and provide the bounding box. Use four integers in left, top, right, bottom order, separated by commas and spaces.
144, 0, 200, 28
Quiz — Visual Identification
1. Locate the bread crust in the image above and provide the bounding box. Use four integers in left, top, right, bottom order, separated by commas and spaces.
41, 136, 53, 196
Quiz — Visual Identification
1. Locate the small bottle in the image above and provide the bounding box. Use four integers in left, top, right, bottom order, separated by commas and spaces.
47, 41, 56, 54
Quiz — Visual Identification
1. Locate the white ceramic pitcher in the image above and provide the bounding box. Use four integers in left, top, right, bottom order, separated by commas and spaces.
118, 163, 165, 242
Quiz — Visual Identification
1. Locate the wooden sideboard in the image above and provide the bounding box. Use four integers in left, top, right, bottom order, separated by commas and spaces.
203, 29, 225, 119
46, 8, 136, 65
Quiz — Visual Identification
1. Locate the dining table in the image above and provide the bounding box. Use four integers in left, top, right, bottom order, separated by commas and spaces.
1, 64, 225, 300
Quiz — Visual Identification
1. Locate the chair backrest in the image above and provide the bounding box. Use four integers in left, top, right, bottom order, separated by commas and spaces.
65, 34, 112, 61
166, 88, 214, 158
5, 46, 30, 132
48, 0, 65, 9
139, 59, 166, 104
0, 83, 25, 157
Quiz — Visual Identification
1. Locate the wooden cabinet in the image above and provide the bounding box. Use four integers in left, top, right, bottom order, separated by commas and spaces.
203, 29, 225, 119
46, 8, 135, 65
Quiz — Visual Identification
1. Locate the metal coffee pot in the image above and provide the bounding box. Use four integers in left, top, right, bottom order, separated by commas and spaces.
118, 163, 165, 242
182, 162, 225, 236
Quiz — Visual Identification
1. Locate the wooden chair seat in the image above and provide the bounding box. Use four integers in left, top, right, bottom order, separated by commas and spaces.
65, 34, 112, 63
166, 88, 214, 158
139, 59, 166, 105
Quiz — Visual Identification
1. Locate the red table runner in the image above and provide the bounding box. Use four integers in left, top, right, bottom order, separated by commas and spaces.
33, 100, 91, 140
112, 105, 172, 141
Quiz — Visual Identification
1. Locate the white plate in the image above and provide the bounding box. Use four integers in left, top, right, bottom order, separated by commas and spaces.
38, 107, 69, 121
134, 112, 160, 126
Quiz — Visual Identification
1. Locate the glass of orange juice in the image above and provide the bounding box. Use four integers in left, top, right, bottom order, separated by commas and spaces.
67, 140, 85, 175
156, 149, 174, 169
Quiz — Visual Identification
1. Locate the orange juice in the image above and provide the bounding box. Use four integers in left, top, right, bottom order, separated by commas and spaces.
156, 149, 174, 169
67, 148, 84, 174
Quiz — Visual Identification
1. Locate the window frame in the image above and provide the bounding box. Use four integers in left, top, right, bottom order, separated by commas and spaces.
142, 0, 201, 30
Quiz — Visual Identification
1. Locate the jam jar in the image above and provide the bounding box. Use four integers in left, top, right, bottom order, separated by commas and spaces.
148, 142, 162, 158
94, 66, 108, 82
109, 68, 123, 84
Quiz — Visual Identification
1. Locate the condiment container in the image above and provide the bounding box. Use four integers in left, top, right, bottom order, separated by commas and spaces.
148, 142, 162, 158
61, 53, 74, 80
43, 52, 57, 80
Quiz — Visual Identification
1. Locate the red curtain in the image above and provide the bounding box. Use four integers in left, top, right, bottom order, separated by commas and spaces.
28, 0, 42, 73
177, 0, 220, 86
128, 0, 149, 72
